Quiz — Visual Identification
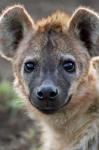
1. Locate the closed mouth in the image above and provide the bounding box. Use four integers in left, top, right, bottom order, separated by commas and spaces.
64, 94, 72, 106
38, 107, 58, 114
38, 94, 72, 115
29, 94, 72, 115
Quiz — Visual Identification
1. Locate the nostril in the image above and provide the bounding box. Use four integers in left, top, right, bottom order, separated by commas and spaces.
37, 91, 44, 100
36, 86, 59, 100
50, 89, 58, 98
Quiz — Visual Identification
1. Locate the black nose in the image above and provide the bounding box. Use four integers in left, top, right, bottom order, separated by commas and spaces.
36, 85, 58, 100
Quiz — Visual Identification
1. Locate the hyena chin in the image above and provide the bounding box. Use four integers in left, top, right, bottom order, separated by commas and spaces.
1, 5, 99, 150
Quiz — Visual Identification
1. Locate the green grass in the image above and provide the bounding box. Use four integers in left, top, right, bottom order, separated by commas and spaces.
0, 81, 22, 110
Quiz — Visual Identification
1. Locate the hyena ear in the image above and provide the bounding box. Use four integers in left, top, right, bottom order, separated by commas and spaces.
89, 57, 99, 91
0, 5, 34, 61
68, 7, 99, 56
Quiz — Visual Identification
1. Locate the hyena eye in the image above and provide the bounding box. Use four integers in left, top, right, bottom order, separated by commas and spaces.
24, 61, 35, 73
63, 60, 76, 73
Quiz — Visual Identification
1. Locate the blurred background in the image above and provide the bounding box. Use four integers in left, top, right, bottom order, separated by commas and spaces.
0, 0, 98, 150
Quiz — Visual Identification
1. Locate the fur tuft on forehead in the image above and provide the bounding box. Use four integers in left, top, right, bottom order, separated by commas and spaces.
36, 11, 70, 33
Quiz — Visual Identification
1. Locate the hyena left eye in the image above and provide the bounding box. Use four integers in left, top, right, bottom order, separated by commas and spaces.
24, 61, 35, 73
63, 60, 76, 73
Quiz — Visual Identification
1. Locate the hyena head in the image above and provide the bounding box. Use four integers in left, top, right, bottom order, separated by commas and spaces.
0, 5, 99, 117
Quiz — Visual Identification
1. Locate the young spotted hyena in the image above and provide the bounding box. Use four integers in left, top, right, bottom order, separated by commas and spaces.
0, 5, 99, 150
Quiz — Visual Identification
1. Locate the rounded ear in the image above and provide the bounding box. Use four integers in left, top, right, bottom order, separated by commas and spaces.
68, 7, 99, 56
0, 5, 34, 61
90, 57, 99, 73
89, 57, 99, 91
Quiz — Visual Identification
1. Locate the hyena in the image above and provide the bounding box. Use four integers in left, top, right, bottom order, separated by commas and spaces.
0, 5, 99, 150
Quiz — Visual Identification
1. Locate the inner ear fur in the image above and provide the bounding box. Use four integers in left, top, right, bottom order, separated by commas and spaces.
0, 5, 34, 61
90, 57, 99, 73
68, 7, 99, 56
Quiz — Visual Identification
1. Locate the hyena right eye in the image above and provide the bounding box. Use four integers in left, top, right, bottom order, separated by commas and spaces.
62, 59, 76, 73
24, 61, 36, 73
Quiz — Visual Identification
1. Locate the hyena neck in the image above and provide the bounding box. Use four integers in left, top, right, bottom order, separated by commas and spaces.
42, 121, 68, 150
71, 120, 99, 150
40, 109, 99, 150
42, 118, 99, 150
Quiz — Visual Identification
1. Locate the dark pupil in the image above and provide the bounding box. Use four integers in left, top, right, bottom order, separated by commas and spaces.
63, 60, 75, 73
24, 62, 35, 73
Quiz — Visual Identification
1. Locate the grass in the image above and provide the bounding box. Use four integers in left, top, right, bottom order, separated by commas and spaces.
0, 81, 41, 150
0, 81, 22, 110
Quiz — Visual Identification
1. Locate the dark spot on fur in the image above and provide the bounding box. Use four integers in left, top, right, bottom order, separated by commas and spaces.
87, 103, 99, 113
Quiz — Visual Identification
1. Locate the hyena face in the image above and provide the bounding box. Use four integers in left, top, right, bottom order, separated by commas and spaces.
0, 5, 99, 115
15, 29, 89, 114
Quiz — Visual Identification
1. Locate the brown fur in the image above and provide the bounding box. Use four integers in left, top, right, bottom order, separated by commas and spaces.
0, 5, 99, 150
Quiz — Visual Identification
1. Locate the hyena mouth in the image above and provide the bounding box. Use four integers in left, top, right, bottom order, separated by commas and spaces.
29, 92, 72, 115
59, 94, 72, 110
39, 107, 58, 114
64, 94, 72, 106
37, 95, 72, 115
